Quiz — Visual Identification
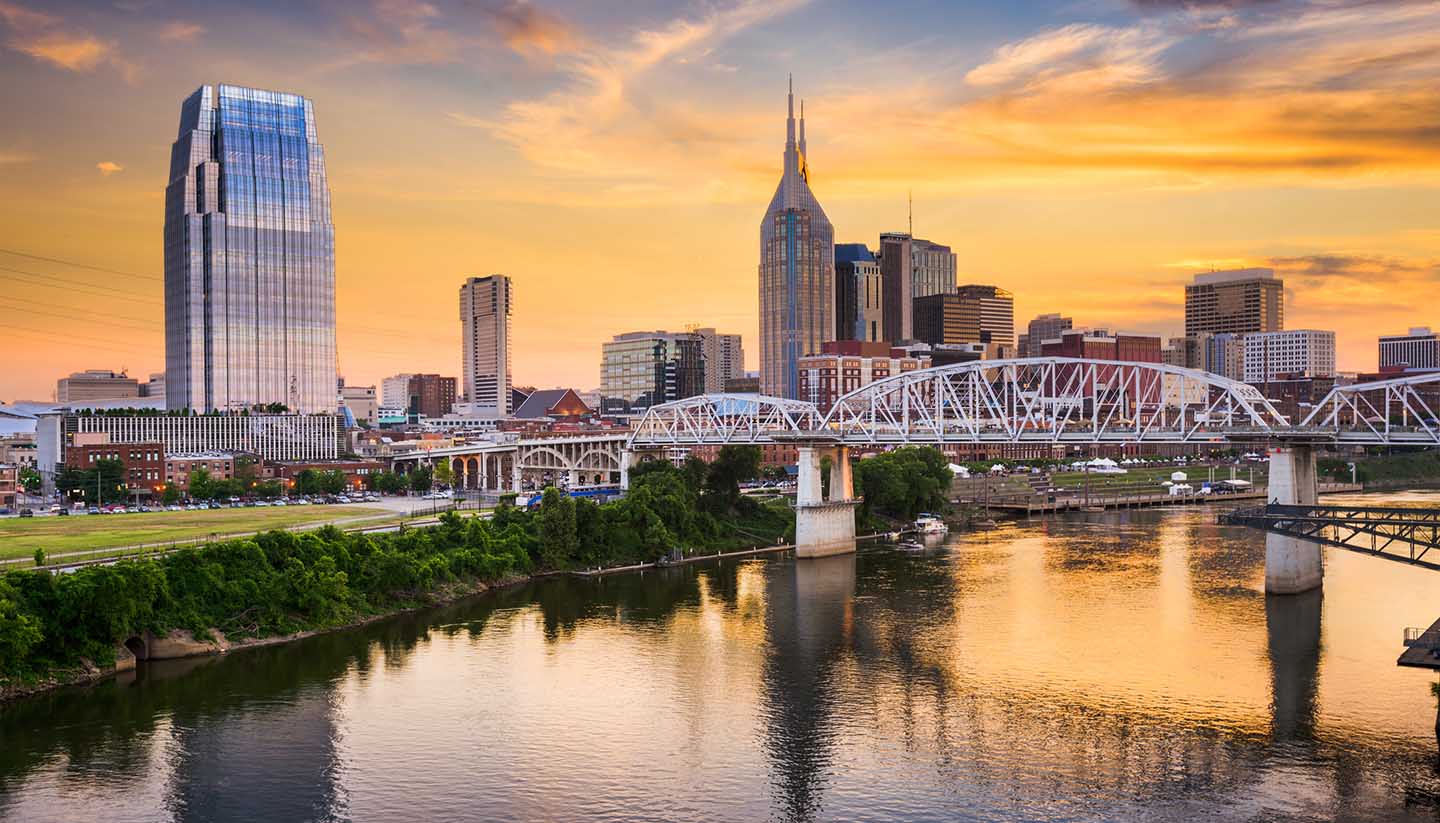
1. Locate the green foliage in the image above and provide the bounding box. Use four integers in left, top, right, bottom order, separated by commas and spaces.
18, 467, 41, 495
1319, 451, 1440, 484
56, 458, 128, 505
433, 461, 454, 488
538, 488, 578, 569
0, 511, 532, 679
32, 548, 44, 568
160, 484, 182, 505
409, 467, 434, 494
853, 446, 953, 521
366, 471, 406, 494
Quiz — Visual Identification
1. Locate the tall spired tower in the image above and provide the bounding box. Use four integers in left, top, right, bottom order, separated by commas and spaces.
759, 78, 834, 399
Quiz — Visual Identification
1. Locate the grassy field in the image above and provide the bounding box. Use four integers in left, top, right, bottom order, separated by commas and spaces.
0, 506, 396, 562
1047, 466, 1267, 490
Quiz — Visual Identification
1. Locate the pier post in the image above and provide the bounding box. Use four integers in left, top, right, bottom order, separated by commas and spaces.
1265, 445, 1323, 594
794, 443, 858, 559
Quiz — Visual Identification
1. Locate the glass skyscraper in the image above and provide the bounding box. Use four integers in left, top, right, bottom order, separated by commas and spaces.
759, 79, 834, 399
164, 84, 336, 414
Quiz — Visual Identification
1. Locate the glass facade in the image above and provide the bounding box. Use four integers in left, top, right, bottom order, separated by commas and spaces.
164, 84, 336, 413
599, 331, 704, 414
759, 82, 834, 399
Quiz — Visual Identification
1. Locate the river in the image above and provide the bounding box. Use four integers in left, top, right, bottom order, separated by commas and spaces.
3, 491, 1440, 822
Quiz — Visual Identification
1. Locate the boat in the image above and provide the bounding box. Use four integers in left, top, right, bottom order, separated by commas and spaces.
898, 540, 925, 552
914, 514, 949, 535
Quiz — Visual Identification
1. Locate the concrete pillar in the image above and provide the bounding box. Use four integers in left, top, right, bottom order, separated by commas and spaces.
794, 443, 857, 559
796, 446, 824, 506
1265, 445, 1323, 594
827, 447, 853, 502
620, 450, 633, 490
511, 459, 523, 495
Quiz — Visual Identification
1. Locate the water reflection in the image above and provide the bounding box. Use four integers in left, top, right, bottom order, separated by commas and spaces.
3, 498, 1440, 822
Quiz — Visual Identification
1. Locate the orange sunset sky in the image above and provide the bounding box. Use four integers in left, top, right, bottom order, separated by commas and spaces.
1, 0, 1439, 402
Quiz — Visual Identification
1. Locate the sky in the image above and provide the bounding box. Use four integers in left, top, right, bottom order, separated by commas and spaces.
1, 0, 1439, 402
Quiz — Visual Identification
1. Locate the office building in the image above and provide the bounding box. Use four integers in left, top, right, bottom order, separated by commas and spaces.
35, 412, 340, 485
65, 442, 166, 495
339, 385, 378, 426
380, 374, 414, 411
1243, 329, 1336, 382
599, 331, 705, 414
694, 328, 746, 393
797, 341, 930, 412
1184, 268, 1283, 337
835, 244, 883, 343
164, 451, 239, 490
55, 370, 140, 404
395, 374, 456, 419
1040, 329, 1162, 363
460, 274, 513, 417
759, 79, 834, 398
0, 464, 15, 508
912, 286, 1014, 350
140, 372, 166, 400
164, 84, 337, 413
1019, 314, 1072, 358
877, 233, 957, 342
1379, 327, 1440, 372
1203, 333, 1246, 381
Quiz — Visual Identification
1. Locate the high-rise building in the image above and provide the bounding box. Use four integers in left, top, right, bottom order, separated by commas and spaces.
877, 233, 957, 342
164, 84, 337, 413
1379, 327, 1440, 372
55, 370, 139, 404
339, 385, 378, 426
1243, 330, 1335, 383
835, 244, 883, 343
1040, 329, 1162, 363
1184, 268, 1283, 337
401, 374, 456, 418
694, 328, 745, 393
1019, 314, 1073, 358
912, 286, 1014, 350
599, 331, 704, 414
1203, 333, 1245, 381
380, 374, 414, 411
460, 275, 513, 417
759, 79, 834, 398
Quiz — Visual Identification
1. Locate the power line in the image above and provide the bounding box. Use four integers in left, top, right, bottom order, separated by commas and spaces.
0, 265, 163, 305
0, 248, 161, 281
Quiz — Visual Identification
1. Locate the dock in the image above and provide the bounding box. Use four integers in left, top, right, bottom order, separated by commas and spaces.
953, 482, 1363, 516
1398, 617, 1440, 670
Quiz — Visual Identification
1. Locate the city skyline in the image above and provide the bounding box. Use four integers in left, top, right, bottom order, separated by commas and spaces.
3, 0, 1440, 401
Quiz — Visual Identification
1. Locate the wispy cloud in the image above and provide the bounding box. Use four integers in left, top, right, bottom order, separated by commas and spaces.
95, 160, 123, 176
325, 0, 577, 68
157, 21, 204, 42
461, 0, 807, 190
479, 0, 576, 58
0, 0, 140, 81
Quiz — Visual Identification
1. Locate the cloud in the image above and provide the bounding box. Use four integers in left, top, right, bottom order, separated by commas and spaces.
468, 0, 808, 186
157, 21, 204, 42
476, 0, 576, 57
0, 1, 140, 81
964, 22, 1176, 92
95, 161, 123, 176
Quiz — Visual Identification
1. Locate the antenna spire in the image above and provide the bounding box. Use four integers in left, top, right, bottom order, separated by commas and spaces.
908, 190, 913, 236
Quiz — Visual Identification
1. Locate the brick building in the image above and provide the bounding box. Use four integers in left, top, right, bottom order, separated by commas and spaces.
797, 341, 930, 412
64, 441, 166, 496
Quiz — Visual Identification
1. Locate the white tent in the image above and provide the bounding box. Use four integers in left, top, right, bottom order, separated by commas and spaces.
1087, 457, 1119, 468
1170, 471, 1188, 482
990, 464, 1007, 473
1161, 480, 1174, 486
948, 463, 971, 478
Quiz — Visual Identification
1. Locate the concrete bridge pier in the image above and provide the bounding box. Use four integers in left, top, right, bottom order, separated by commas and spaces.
1265, 444, 1323, 594
794, 443, 859, 559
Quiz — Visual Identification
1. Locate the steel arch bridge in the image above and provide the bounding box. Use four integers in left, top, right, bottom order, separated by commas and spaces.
629, 359, 1298, 447
1298, 371, 1440, 445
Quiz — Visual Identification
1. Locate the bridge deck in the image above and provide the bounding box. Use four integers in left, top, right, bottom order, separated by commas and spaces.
1398, 617, 1440, 670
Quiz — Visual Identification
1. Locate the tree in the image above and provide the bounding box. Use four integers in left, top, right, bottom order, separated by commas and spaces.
702, 445, 761, 516
537, 487, 578, 569
320, 470, 347, 495
32, 548, 45, 568
409, 467, 433, 494
188, 468, 214, 501
853, 446, 952, 521
433, 461, 454, 488
18, 467, 40, 495
56, 458, 128, 505
160, 484, 182, 505
293, 469, 321, 496
0, 578, 43, 675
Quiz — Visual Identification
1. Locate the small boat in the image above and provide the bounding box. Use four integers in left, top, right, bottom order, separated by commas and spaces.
898, 540, 925, 552
914, 514, 949, 535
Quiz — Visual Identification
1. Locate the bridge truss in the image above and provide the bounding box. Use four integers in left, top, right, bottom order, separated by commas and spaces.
1222, 504, 1440, 571
1299, 371, 1440, 445
628, 393, 825, 446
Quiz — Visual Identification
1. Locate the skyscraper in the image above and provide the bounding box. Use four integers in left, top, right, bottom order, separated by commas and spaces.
835, 244, 883, 343
1184, 268, 1283, 336
599, 331, 704, 414
759, 79, 834, 398
1018, 313, 1073, 357
164, 84, 336, 413
877, 233, 957, 342
694, 328, 746, 393
460, 275, 513, 418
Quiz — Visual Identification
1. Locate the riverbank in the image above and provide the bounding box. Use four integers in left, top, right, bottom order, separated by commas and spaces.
0, 571, 530, 705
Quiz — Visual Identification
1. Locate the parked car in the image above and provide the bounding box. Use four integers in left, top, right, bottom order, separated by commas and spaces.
56, 508, 69, 516
18, 509, 34, 518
